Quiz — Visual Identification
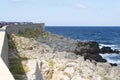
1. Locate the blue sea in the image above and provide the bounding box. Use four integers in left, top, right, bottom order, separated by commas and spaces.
46, 26, 120, 65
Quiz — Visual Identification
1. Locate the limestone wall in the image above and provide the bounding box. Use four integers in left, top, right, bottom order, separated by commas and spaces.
6, 23, 45, 34
0, 26, 15, 80
1, 30, 8, 66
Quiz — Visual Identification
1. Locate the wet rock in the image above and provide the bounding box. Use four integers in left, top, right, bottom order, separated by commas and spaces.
113, 49, 120, 54
83, 53, 107, 62
100, 46, 114, 53
74, 41, 106, 62
75, 41, 100, 55
110, 63, 117, 66
100, 46, 120, 54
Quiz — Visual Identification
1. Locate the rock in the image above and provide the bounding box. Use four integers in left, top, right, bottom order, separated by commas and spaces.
71, 75, 85, 80
27, 47, 33, 50
96, 63, 112, 77
75, 41, 106, 62
84, 53, 107, 62
110, 67, 120, 79
75, 41, 100, 55
40, 60, 50, 73
25, 60, 43, 80
65, 52, 79, 59
113, 49, 120, 54
64, 67, 75, 77
9, 30, 120, 80
110, 63, 117, 66
100, 46, 120, 54
100, 46, 114, 53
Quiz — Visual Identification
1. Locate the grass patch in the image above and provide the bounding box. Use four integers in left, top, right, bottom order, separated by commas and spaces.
22, 63, 29, 73
8, 34, 17, 50
9, 58, 29, 80
16, 29, 44, 38
9, 58, 25, 75
45, 59, 55, 69
8, 40, 16, 49
13, 75, 23, 80
8, 34, 29, 80
49, 59, 55, 69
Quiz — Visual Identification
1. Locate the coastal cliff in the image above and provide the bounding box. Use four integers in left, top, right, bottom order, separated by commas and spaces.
8, 28, 120, 80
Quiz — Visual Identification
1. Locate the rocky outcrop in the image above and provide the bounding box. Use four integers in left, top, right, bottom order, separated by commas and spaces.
83, 53, 107, 62
38, 58, 120, 80
9, 31, 120, 80
75, 41, 100, 55
74, 41, 106, 62
100, 46, 120, 54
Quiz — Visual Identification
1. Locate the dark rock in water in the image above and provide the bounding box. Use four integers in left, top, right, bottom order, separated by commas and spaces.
75, 41, 106, 62
100, 46, 120, 54
83, 53, 107, 62
100, 46, 114, 54
110, 63, 117, 66
75, 41, 100, 55
113, 49, 120, 54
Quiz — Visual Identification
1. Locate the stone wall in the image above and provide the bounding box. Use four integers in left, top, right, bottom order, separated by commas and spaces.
6, 23, 45, 34
1, 31, 8, 66
0, 26, 15, 80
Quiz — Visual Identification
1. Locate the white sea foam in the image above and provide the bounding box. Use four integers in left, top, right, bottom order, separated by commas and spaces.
99, 44, 118, 50
100, 53, 120, 66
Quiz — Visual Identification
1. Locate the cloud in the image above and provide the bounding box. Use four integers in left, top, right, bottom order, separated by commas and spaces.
75, 4, 87, 9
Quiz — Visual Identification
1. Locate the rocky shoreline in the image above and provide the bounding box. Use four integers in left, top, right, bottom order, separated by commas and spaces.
8, 30, 120, 80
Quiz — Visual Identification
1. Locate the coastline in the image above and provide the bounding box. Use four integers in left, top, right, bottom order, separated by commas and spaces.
8, 29, 120, 80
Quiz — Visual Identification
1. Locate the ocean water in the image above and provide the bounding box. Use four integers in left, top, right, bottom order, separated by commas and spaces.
45, 26, 120, 65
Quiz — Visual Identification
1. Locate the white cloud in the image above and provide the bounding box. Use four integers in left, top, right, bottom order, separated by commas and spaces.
75, 4, 87, 9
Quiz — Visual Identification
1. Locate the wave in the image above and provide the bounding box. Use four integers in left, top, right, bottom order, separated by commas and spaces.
99, 44, 119, 50
100, 53, 120, 66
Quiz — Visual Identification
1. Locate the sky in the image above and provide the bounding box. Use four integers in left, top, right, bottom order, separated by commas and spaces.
0, 0, 120, 26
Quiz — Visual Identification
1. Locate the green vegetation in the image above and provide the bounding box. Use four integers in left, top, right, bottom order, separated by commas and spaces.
9, 58, 29, 80
8, 29, 50, 80
9, 58, 25, 75
8, 34, 29, 80
13, 75, 23, 80
8, 34, 17, 50
9, 55, 29, 80
49, 59, 55, 69
45, 59, 55, 69
16, 29, 45, 38
15, 29, 50, 40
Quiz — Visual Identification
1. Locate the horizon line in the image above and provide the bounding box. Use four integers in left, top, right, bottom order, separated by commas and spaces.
46, 26, 120, 27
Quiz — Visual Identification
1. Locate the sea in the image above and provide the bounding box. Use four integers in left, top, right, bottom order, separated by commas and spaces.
45, 26, 120, 66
